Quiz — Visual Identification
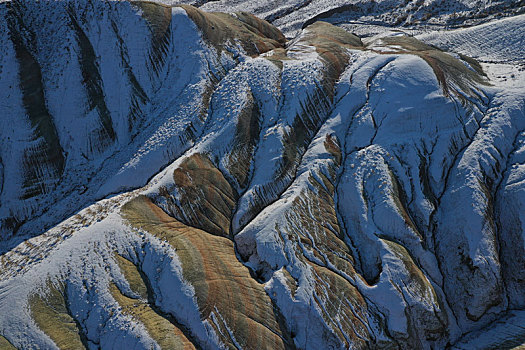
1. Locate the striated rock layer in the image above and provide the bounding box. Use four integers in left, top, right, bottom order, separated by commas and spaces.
0, 1, 524, 349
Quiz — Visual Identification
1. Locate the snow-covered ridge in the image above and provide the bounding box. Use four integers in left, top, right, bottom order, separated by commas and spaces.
1, 1, 524, 349
0, 0, 284, 246
163, 0, 524, 37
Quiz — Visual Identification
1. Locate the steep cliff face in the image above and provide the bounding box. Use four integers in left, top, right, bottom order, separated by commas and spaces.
0, 1, 524, 349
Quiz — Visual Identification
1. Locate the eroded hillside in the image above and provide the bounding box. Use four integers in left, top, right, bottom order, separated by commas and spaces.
0, 1, 524, 349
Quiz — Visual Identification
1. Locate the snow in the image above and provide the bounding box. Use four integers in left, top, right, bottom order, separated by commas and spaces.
0, 1, 524, 349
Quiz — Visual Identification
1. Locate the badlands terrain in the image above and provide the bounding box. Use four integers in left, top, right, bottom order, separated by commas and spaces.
0, 0, 524, 348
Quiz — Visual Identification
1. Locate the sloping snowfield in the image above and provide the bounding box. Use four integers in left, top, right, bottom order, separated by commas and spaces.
0, 1, 524, 349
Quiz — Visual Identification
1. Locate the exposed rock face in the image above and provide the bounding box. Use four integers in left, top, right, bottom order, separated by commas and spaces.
121, 195, 287, 349
0, 1, 524, 349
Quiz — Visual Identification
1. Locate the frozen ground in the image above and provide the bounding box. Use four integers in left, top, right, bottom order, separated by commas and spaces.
0, 1, 524, 349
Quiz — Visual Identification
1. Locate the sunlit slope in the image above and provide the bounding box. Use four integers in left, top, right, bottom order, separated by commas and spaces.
0, 1, 524, 349
0, 1, 285, 243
